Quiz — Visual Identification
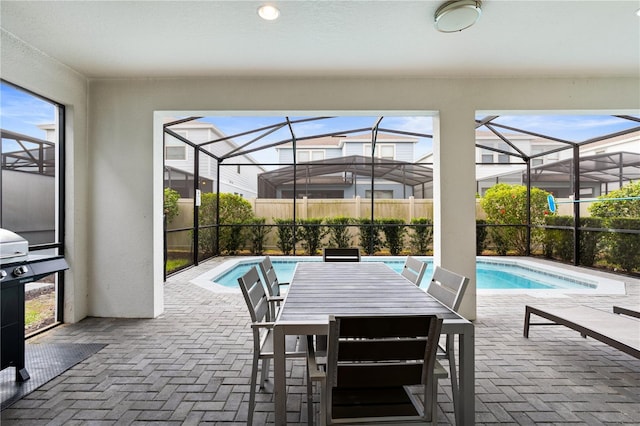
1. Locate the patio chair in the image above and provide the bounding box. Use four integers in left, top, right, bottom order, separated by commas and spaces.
401, 256, 427, 286
258, 255, 289, 320
425, 266, 470, 424
237, 266, 310, 425
322, 247, 361, 262
306, 314, 447, 425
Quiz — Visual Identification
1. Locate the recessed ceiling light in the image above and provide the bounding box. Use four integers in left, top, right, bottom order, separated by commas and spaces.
258, 4, 280, 21
434, 0, 482, 33
636, 8, 640, 17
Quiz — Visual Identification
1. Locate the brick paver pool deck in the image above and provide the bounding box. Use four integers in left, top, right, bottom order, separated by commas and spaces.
2, 257, 639, 425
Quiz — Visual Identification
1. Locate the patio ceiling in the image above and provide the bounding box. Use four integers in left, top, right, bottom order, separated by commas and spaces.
1, 1, 638, 79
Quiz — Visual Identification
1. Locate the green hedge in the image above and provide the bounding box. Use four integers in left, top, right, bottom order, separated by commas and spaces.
379, 218, 406, 256
605, 218, 640, 273
409, 218, 433, 255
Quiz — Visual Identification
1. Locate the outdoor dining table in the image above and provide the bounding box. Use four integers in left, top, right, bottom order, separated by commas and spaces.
273, 262, 475, 425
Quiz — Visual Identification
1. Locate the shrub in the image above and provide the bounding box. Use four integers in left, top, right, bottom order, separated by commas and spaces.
605, 218, 640, 273
543, 215, 574, 262
247, 217, 269, 255
578, 217, 603, 267
589, 181, 640, 218
356, 218, 382, 255
480, 183, 550, 255
325, 216, 353, 248
488, 226, 510, 255
274, 218, 296, 255
163, 188, 180, 223
409, 218, 433, 255
476, 220, 488, 255
380, 218, 406, 256
199, 193, 254, 256
297, 218, 327, 255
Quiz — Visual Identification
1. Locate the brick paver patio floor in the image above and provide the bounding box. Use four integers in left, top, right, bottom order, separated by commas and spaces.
2, 257, 638, 425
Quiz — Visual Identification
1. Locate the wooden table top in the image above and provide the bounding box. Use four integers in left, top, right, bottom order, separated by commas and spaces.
278, 262, 463, 323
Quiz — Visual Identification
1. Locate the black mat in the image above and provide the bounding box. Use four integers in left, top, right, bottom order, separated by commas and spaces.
0, 343, 106, 410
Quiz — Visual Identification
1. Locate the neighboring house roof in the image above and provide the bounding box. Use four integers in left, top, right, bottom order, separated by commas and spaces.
164, 119, 267, 171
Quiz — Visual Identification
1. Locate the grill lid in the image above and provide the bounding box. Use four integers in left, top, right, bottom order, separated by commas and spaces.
0, 228, 29, 264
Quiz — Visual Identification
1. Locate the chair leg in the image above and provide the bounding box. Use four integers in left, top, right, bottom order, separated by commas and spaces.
447, 335, 460, 425
248, 353, 260, 426
260, 358, 270, 389
306, 363, 314, 426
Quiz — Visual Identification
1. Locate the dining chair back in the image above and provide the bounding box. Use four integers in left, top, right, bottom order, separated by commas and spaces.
312, 314, 445, 424
426, 266, 469, 311
238, 266, 308, 425
258, 255, 288, 320
401, 256, 427, 286
322, 247, 361, 262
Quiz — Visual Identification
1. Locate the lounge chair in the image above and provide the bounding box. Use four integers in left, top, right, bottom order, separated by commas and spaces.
524, 305, 640, 359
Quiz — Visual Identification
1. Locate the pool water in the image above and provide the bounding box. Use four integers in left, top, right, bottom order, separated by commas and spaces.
212, 258, 595, 291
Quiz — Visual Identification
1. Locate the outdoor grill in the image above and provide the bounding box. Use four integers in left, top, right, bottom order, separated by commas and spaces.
1, 228, 68, 382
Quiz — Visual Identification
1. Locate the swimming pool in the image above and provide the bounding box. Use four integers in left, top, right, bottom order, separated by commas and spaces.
191, 256, 625, 295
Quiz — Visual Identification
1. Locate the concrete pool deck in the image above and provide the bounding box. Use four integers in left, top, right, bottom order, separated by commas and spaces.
2, 256, 638, 424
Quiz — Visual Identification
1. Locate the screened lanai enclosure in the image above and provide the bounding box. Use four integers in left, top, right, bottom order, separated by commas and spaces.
163, 114, 640, 277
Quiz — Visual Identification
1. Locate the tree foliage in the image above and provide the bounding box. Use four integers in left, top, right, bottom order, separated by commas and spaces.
589, 181, 640, 218
480, 183, 550, 255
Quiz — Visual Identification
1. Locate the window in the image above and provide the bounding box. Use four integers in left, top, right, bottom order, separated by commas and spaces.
1, 80, 65, 333
297, 150, 324, 162
480, 147, 511, 164
165, 131, 187, 160
364, 144, 395, 160
365, 190, 394, 199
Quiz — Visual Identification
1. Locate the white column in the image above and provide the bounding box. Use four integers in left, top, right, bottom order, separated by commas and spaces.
433, 109, 477, 320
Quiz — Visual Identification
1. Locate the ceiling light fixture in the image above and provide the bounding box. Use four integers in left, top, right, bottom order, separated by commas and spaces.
434, 0, 482, 32
258, 4, 280, 21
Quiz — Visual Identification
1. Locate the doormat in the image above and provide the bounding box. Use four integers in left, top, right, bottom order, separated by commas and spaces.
0, 343, 106, 410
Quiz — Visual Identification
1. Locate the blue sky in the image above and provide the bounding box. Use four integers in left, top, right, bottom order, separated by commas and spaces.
2, 82, 638, 159
0, 83, 55, 139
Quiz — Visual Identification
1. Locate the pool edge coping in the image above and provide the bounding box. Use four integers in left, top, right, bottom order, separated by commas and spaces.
189, 256, 627, 296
